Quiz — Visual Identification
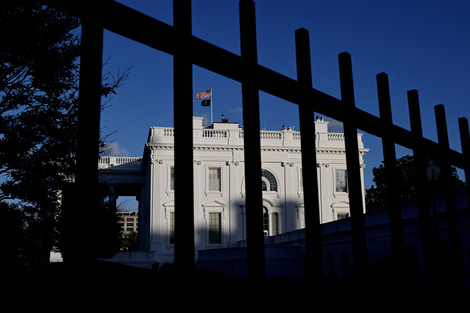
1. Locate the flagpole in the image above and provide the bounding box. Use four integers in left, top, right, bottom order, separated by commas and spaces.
210, 83, 213, 125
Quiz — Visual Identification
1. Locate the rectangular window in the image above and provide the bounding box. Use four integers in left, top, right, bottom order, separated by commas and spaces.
263, 212, 269, 236
335, 170, 348, 193
170, 167, 175, 191
208, 167, 221, 191
169, 212, 175, 244
208, 212, 221, 244
271, 213, 279, 236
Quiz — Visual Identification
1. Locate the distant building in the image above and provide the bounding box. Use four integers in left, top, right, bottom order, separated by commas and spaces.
99, 116, 368, 265
117, 210, 138, 234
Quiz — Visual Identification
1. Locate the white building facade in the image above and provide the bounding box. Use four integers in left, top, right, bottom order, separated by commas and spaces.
100, 116, 368, 265
99, 117, 368, 264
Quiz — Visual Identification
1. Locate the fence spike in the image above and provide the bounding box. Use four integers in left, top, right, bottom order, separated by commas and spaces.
407, 89, 435, 287
240, 0, 266, 283
458, 117, 470, 202
434, 105, 465, 289
338, 52, 368, 284
173, 0, 195, 271
295, 27, 323, 287
376, 72, 406, 288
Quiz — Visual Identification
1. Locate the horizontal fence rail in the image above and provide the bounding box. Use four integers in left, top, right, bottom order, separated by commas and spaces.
39, 0, 466, 169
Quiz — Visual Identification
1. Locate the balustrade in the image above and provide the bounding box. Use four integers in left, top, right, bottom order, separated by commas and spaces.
146, 121, 353, 149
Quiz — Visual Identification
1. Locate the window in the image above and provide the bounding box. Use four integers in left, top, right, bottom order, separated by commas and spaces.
262, 208, 279, 236
208, 212, 221, 244
335, 169, 347, 193
271, 212, 279, 236
263, 209, 269, 236
170, 167, 175, 190
169, 212, 175, 244
208, 167, 221, 191
261, 170, 277, 192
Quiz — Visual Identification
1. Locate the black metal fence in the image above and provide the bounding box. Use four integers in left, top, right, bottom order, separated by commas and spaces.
42, 0, 470, 289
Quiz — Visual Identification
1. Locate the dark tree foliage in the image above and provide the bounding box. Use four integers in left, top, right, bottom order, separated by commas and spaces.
0, 1, 80, 202
0, 201, 27, 265
365, 155, 465, 212
121, 231, 139, 251
0, 1, 127, 262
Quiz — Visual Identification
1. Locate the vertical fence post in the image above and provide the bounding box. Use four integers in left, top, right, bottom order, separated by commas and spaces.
407, 89, 434, 289
338, 52, 368, 284
62, 15, 103, 263
459, 117, 470, 289
239, 0, 265, 283
295, 28, 323, 286
173, 0, 195, 272
376, 73, 406, 288
458, 118, 470, 207
434, 104, 465, 289
76, 16, 103, 187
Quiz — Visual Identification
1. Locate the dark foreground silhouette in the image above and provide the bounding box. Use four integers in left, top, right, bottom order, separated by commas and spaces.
4, 260, 468, 309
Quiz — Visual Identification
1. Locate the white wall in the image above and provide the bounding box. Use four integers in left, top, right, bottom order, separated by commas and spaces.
139, 117, 368, 264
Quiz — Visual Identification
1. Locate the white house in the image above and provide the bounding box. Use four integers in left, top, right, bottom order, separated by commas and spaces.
99, 116, 368, 265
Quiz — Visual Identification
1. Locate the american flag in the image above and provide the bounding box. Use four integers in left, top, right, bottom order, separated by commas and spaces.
195, 88, 212, 99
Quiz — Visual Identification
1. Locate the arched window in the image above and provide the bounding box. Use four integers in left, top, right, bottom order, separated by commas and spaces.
261, 169, 277, 192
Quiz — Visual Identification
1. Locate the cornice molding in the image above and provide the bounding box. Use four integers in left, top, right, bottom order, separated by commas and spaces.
146, 143, 368, 155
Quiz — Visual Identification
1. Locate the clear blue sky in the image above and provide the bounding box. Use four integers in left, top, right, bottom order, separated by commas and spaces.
100, 0, 470, 195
